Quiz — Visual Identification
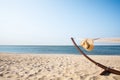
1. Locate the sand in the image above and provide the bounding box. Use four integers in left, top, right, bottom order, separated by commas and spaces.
0, 53, 120, 80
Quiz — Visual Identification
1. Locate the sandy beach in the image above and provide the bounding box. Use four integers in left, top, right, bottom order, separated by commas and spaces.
0, 53, 120, 80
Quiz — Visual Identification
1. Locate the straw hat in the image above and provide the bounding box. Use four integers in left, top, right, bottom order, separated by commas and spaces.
80, 39, 94, 51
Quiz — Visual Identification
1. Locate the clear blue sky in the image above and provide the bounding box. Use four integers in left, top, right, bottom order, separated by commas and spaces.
0, 0, 120, 45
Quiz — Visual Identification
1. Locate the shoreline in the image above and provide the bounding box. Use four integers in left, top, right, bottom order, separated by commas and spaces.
0, 52, 120, 56
0, 53, 120, 80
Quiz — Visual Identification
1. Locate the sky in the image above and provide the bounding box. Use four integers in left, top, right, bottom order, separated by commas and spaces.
0, 0, 120, 45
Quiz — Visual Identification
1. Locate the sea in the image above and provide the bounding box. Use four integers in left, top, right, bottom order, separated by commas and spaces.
0, 45, 120, 55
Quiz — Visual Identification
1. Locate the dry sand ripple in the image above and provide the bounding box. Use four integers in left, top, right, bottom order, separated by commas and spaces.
0, 53, 120, 80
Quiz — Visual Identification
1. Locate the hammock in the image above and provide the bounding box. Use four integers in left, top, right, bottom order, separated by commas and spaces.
71, 37, 120, 75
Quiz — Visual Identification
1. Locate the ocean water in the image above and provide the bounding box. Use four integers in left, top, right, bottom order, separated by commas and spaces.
0, 45, 120, 55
